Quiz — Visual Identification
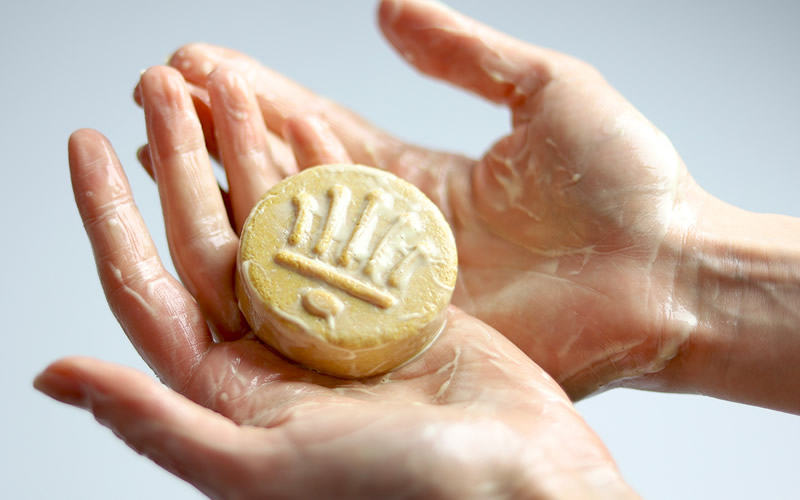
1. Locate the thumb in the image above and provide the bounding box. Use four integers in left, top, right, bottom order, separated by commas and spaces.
378, 0, 559, 106
34, 357, 276, 498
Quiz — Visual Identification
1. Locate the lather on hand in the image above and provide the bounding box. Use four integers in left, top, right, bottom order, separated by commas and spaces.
35, 0, 800, 497
136, 0, 800, 410
38, 66, 638, 499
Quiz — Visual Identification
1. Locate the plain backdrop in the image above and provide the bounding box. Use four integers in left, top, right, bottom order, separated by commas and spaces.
2, 1, 799, 498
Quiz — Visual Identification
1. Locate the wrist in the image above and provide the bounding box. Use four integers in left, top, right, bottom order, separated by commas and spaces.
654, 192, 800, 412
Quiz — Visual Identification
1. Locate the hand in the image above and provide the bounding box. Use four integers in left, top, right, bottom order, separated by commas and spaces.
138, 0, 703, 400
35, 68, 638, 499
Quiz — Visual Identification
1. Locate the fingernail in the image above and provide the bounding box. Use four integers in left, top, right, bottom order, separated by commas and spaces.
136, 144, 156, 180
133, 81, 142, 105
33, 371, 88, 407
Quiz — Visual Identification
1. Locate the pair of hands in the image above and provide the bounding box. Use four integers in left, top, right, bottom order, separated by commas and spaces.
36, 0, 727, 497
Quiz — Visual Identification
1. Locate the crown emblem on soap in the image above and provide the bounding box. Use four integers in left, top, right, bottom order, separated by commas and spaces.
274, 185, 436, 324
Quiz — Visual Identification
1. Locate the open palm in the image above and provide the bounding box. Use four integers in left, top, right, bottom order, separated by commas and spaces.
36, 54, 638, 497
149, 0, 699, 398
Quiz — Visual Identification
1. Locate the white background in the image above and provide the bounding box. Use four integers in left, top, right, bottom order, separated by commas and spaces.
2, 1, 798, 498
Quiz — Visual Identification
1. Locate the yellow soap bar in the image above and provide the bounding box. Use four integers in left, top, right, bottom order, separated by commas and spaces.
237, 164, 458, 378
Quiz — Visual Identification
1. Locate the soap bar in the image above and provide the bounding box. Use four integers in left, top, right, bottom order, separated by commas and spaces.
236, 164, 458, 378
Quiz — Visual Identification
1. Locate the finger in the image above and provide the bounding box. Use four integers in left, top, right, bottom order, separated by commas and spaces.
68, 129, 211, 387
282, 114, 466, 225
140, 66, 247, 341
133, 79, 142, 106
138, 142, 238, 234
378, 0, 558, 107
207, 66, 290, 232
168, 43, 402, 168
188, 84, 219, 160
137, 80, 219, 158
138, 77, 298, 180
34, 357, 276, 497
136, 143, 154, 180
284, 115, 353, 170
138, 141, 237, 226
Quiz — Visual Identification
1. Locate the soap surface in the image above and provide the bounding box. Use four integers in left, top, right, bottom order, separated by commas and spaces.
237, 164, 458, 378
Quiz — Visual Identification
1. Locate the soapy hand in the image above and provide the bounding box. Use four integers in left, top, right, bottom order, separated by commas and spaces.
35, 67, 639, 499
136, 0, 705, 399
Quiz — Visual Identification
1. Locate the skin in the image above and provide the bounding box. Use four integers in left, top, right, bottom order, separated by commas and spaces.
35, 0, 800, 498
38, 77, 638, 499
134, 1, 694, 400
135, 0, 800, 408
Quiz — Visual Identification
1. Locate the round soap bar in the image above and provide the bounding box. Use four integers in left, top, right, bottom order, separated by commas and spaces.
237, 164, 458, 378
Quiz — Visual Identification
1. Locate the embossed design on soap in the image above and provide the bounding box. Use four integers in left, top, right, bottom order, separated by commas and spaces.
277, 184, 430, 319
302, 288, 344, 328
236, 164, 458, 379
